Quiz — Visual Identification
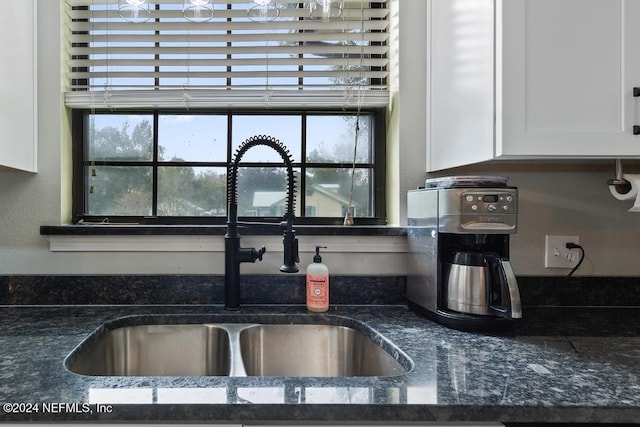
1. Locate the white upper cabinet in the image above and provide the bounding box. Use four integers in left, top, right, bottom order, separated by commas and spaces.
0, 0, 37, 172
427, 0, 640, 171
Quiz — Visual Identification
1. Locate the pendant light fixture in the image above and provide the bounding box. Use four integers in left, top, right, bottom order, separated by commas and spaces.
309, 0, 343, 21
183, 0, 214, 23
118, 0, 151, 23
247, 0, 281, 23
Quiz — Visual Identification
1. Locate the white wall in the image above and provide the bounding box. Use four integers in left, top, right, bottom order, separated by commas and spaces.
0, 0, 62, 273
0, 1, 639, 278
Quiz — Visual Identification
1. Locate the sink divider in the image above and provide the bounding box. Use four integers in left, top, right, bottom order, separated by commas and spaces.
212, 323, 261, 377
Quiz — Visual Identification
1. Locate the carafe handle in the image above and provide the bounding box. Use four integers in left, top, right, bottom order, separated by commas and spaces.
487, 256, 522, 319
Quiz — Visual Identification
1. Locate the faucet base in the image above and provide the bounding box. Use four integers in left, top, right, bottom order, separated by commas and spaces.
280, 265, 299, 273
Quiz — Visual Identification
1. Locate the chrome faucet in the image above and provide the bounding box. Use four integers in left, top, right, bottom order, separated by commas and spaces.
225, 135, 300, 310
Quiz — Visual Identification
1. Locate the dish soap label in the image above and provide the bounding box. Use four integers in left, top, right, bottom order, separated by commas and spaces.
306, 274, 329, 312
306, 245, 329, 312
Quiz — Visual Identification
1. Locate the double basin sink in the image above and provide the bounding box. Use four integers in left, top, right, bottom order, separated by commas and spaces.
65, 315, 410, 378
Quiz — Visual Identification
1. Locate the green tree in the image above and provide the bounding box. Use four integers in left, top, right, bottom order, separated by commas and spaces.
192, 169, 227, 215
158, 161, 197, 216
131, 120, 154, 160
88, 119, 154, 215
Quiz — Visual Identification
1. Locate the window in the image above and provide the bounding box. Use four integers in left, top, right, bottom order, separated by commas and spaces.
66, 0, 389, 225
73, 110, 385, 224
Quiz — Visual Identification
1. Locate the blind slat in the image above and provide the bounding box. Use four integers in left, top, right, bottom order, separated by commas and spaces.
66, 0, 388, 6
66, 0, 388, 4
68, 20, 389, 32
68, 7, 390, 20
70, 70, 389, 79
65, 89, 390, 108
68, 31, 390, 44
68, 45, 389, 56
69, 57, 389, 67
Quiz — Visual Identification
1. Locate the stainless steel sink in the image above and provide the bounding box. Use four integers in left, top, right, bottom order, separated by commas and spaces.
239, 324, 406, 377
68, 324, 231, 376
65, 316, 410, 378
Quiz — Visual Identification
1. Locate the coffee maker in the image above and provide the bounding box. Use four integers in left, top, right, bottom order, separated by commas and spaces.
407, 176, 522, 331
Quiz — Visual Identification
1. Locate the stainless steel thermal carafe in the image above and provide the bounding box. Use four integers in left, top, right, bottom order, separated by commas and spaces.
445, 252, 491, 316
445, 251, 522, 320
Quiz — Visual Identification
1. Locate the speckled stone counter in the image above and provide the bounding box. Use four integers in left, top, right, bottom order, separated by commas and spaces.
1, 303, 640, 424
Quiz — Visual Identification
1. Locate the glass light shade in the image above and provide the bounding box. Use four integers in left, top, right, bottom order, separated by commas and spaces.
309, 0, 343, 21
247, 1, 280, 22
183, 0, 214, 22
118, 0, 151, 23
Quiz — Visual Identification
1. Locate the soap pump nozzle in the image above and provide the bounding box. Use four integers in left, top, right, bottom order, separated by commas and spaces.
313, 245, 327, 263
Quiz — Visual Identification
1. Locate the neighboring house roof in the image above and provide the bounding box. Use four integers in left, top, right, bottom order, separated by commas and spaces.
252, 185, 359, 208
309, 184, 358, 207
252, 191, 286, 207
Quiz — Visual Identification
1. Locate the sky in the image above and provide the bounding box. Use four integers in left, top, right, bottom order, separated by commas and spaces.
94, 113, 362, 164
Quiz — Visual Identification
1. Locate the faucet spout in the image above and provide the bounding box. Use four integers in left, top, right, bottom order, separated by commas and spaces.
224, 135, 299, 310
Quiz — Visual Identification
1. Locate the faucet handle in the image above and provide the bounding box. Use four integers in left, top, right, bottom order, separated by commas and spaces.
239, 246, 266, 263
293, 238, 299, 263
280, 231, 299, 273
256, 246, 266, 262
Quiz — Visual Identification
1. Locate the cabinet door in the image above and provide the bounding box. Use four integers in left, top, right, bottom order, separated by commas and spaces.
500, 0, 640, 157
427, 0, 496, 171
0, 0, 37, 172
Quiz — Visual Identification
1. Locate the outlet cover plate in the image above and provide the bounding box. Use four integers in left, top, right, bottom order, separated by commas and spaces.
545, 235, 580, 269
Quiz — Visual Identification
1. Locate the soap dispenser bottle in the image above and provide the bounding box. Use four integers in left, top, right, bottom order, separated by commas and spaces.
306, 245, 329, 312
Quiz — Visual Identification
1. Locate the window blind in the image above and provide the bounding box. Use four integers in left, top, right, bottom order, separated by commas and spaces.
64, 0, 390, 108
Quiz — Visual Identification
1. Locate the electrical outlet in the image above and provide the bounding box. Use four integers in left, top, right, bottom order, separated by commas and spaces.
544, 235, 580, 268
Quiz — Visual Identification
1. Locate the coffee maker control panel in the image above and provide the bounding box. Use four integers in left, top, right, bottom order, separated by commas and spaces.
461, 190, 517, 214
429, 187, 518, 233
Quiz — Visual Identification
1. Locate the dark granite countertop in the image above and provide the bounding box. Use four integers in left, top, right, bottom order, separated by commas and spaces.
1, 303, 640, 424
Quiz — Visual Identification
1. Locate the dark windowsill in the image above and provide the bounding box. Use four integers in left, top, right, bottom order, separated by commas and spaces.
40, 224, 407, 237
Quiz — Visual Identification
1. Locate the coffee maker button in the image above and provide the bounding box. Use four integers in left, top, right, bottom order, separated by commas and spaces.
471, 204, 478, 211
487, 204, 497, 211
503, 205, 510, 211
466, 195, 474, 202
